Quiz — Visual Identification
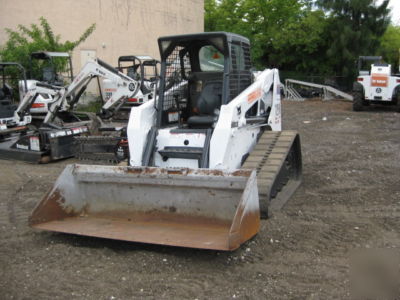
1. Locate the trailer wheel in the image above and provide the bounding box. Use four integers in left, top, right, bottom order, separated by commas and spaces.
353, 92, 364, 111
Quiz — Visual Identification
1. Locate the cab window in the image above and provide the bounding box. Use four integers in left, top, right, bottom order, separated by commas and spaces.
199, 45, 224, 72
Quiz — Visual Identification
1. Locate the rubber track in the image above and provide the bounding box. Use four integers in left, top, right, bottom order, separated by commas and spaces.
242, 130, 301, 215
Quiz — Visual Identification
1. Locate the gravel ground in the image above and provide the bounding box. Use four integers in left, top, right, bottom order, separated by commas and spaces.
0, 99, 399, 299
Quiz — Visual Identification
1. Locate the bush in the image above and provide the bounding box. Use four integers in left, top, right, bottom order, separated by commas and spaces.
0, 17, 95, 94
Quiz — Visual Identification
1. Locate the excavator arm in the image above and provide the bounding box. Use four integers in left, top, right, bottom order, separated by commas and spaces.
11, 82, 64, 126
43, 59, 140, 124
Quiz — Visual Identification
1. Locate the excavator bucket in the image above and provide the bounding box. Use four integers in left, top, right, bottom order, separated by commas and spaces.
29, 165, 260, 251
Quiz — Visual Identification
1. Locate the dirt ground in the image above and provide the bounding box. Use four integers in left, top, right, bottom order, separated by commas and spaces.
0, 99, 399, 299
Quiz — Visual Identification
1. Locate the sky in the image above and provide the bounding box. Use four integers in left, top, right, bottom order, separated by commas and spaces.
386, 0, 400, 24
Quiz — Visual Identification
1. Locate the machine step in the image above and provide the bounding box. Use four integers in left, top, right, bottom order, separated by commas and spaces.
158, 146, 204, 160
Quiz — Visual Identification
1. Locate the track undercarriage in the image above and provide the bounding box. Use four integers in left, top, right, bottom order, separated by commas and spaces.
242, 130, 302, 217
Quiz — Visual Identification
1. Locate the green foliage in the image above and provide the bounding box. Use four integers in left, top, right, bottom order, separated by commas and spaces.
75, 98, 103, 113
269, 10, 330, 74
205, 0, 310, 68
205, 0, 392, 80
0, 17, 95, 76
379, 24, 400, 71
318, 0, 390, 78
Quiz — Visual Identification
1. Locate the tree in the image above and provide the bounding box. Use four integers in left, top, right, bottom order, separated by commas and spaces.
204, 0, 310, 68
317, 0, 391, 78
204, 0, 220, 32
0, 17, 96, 76
379, 24, 400, 71
269, 10, 330, 74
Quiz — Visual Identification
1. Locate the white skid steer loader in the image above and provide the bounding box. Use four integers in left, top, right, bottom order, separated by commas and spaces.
353, 56, 400, 111
30, 32, 302, 251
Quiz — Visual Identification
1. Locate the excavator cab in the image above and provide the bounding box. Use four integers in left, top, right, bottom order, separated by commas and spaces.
98, 55, 160, 119
117, 55, 160, 95
29, 51, 73, 86
0, 63, 27, 120
22, 52, 74, 116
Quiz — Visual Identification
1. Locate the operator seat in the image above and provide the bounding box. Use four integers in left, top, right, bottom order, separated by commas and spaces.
0, 89, 5, 101
0, 85, 17, 118
187, 78, 222, 128
42, 66, 56, 84
127, 66, 141, 81
127, 67, 136, 79
0, 84, 13, 101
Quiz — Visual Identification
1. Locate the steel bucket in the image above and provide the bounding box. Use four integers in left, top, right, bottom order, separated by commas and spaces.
30, 164, 260, 251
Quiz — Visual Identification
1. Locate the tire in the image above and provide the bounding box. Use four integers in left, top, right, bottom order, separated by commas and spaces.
396, 94, 400, 113
353, 91, 364, 111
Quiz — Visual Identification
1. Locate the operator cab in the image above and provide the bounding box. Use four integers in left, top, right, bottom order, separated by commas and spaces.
0, 63, 27, 119
117, 55, 160, 96
371, 63, 391, 76
0, 83, 12, 102
357, 56, 383, 76
157, 32, 252, 129
29, 51, 73, 86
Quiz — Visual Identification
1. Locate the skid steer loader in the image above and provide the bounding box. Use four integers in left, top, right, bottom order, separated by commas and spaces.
353, 56, 400, 111
30, 32, 302, 251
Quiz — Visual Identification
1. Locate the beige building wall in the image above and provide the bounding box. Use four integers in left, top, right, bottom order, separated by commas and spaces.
0, 0, 204, 72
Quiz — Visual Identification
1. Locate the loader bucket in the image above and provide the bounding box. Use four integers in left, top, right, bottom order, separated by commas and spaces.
29, 165, 260, 251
